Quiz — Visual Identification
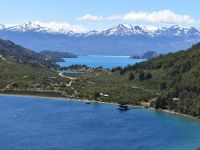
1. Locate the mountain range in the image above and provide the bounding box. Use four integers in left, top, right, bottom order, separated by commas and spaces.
0, 22, 200, 55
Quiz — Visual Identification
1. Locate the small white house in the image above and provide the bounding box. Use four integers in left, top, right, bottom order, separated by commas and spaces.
100, 93, 109, 97
173, 98, 179, 101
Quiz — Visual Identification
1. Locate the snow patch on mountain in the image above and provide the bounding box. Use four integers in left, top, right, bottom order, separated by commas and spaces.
0, 22, 200, 37
0, 55, 6, 61
0, 24, 5, 30
6, 22, 55, 33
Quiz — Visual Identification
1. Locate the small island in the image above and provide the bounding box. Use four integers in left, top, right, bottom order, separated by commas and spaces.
130, 51, 158, 59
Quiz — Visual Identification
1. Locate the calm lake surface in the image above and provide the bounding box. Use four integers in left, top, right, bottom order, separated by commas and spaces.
57, 55, 146, 68
0, 95, 200, 150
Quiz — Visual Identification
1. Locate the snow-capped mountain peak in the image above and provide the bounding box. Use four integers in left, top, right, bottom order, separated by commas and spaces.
116, 24, 132, 30
99, 24, 200, 37
4, 22, 75, 34
84, 30, 99, 36
6, 22, 52, 33
155, 25, 200, 36
105, 24, 133, 35
98, 24, 161, 36
0, 22, 199, 37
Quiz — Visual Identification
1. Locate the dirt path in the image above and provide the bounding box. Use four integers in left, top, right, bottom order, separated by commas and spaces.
95, 72, 101, 77
59, 73, 76, 80
66, 81, 73, 87
59, 73, 78, 95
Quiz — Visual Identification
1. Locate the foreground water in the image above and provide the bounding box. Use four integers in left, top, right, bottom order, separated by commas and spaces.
0, 95, 200, 150
57, 55, 146, 68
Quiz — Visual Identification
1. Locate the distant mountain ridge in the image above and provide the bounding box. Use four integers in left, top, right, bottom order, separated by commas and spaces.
0, 22, 80, 35
1, 22, 200, 36
0, 22, 200, 55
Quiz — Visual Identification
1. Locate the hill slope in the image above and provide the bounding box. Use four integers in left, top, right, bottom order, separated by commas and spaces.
0, 39, 72, 97
0, 39, 44, 61
123, 43, 200, 116
0, 39, 77, 67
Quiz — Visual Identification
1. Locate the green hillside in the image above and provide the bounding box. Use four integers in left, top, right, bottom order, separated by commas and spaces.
0, 39, 76, 67
0, 39, 44, 62
0, 39, 71, 97
121, 43, 200, 116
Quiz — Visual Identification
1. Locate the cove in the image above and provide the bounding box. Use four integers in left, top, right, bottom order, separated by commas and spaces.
57, 55, 146, 69
0, 95, 200, 150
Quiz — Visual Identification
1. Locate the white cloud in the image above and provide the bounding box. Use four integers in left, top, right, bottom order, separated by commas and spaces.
77, 10, 199, 25
121, 10, 197, 24
77, 14, 103, 21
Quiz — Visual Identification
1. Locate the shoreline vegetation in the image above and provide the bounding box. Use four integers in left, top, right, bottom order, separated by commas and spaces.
1, 92, 199, 122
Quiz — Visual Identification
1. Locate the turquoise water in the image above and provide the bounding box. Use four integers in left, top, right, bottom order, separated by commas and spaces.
0, 95, 200, 150
57, 55, 146, 68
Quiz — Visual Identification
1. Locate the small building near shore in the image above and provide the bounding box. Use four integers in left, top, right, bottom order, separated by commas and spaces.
100, 93, 109, 97
173, 98, 179, 101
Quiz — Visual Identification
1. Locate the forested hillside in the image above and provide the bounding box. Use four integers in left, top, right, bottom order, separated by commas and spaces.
0, 39, 77, 68
122, 43, 200, 116
0, 39, 71, 97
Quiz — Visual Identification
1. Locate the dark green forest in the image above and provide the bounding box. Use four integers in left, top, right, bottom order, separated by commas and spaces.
114, 43, 200, 116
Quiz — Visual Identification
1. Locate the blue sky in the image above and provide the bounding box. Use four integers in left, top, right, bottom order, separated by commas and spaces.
0, 0, 200, 31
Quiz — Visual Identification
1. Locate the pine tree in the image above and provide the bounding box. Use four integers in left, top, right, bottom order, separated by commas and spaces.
139, 71, 145, 81
146, 72, 152, 79
129, 72, 135, 80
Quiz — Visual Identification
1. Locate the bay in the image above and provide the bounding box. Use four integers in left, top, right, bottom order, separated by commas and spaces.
0, 95, 200, 150
57, 55, 146, 68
